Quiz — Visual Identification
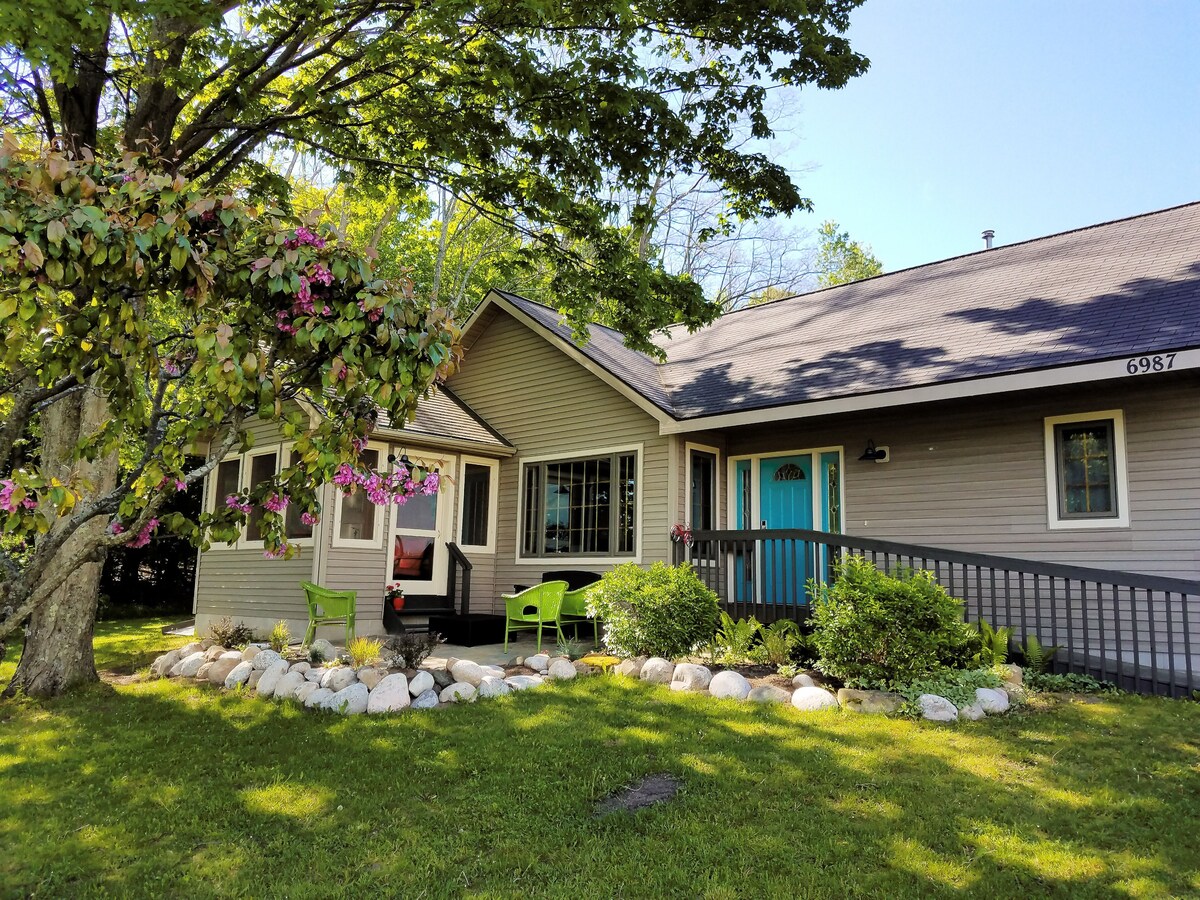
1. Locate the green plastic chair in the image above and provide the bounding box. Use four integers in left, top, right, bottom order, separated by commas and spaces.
300, 581, 357, 647
501, 581, 567, 652
560, 584, 600, 647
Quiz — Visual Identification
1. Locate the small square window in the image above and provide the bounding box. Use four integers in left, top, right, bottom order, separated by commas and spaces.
1045, 411, 1129, 529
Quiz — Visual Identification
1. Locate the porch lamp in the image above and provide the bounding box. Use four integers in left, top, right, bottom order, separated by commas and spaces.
858, 440, 888, 462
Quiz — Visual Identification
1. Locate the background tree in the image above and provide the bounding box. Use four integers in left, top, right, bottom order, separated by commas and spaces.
0, 0, 868, 696
814, 220, 884, 287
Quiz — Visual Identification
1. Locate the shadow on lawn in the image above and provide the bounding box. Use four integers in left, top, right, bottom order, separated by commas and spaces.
1, 677, 1198, 898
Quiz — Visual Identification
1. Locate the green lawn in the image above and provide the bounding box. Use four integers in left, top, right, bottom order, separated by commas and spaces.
1, 620, 1198, 899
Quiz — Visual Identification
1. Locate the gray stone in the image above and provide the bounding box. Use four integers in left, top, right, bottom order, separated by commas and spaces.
289, 661, 311, 675
837, 688, 905, 715
367, 673, 411, 714
547, 658, 576, 680
709, 670, 752, 700
199, 639, 214, 650
305, 667, 326, 683
408, 670, 434, 696
999, 664, 1024, 687
975, 687, 1010, 714
207, 657, 242, 686
748, 684, 793, 704
256, 659, 289, 697
309, 638, 337, 662
304, 687, 334, 709
241, 646, 260, 663
477, 675, 511, 698
572, 660, 597, 675
440, 682, 477, 703
639, 657, 675, 684
792, 673, 816, 688
525, 653, 550, 671
480, 664, 506, 679
357, 667, 386, 691
450, 659, 485, 686
958, 702, 986, 721
918, 694, 959, 722
195, 661, 214, 680
791, 686, 840, 711
429, 666, 455, 688
251, 649, 283, 670
327, 682, 369, 715
218, 650, 244, 662
204, 645, 228, 661
616, 657, 647, 678
247, 670, 263, 690
178, 641, 203, 658
273, 670, 307, 700
411, 689, 440, 709
321, 666, 357, 693
294, 682, 320, 704
505, 674, 544, 691
671, 663, 712, 691
224, 661, 254, 689
150, 650, 181, 678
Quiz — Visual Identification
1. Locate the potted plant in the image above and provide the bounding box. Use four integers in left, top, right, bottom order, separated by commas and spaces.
385, 583, 406, 612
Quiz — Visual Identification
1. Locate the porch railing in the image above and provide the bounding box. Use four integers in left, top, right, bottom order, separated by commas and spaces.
675, 528, 1200, 698
446, 541, 473, 616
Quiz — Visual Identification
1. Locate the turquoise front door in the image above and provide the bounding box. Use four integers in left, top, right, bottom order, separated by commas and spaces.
759, 455, 813, 604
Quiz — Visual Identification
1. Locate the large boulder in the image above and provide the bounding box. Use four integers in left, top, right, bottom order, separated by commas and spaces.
792, 686, 839, 712
207, 657, 242, 686
671, 664, 712, 692
273, 670, 307, 700
357, 667, 387, 691
450, 659, 485, 686
411, 689, 440, 710
218, 650, 244, 662
999, 664, 1023, 687
367, 674, 411, 714
241, 646, 260, 663
195, 661, 215, 681
837, 688, 905, 715
546, 658, 576, 680
748, 684, 792, 704
150, 650, 182, 679
639, 657, 675, 684
429, 666, 455, 689
408, 670, 434, 696
247, 670, 263, 690
327, 682, 369, 715
256, 659, 290, 697
304, 687, 334, 709
305, 667, 326, 683
975, 687, 1010, 714
294, 682, 320, 704
525, 653, 550, 672
792, 673, 816, 688
616, 657, 647, 678
178, 641, 203, 658
709, 670, 752, 700
480, 664, 507, 679
321, 667, 358, 693
439, 682, 477, 703
289, 661, 311, 675
204, 645, 228, 661
224, 661, 254, 689
251, 649, 283, 670
505, 674, 544, 691
917, 694, 958, 722
309, 638, 337, 662
958, 702, 986, 721
477, 676, 511, 699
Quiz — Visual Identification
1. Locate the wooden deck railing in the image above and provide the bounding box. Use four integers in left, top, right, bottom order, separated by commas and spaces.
675, 528, 1200, 698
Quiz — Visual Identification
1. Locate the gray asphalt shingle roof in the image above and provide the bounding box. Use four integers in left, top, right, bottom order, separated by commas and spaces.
496, 201, 1200, 420
374, 386, 512, 449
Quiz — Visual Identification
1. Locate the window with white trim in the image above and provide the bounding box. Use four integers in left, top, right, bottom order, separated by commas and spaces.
520, 451, 637, 558
1045, 410, 1130, 529
458, 457, 499, 552
243, 449, 280, 542
282, 446, 314, 541
332, 445, 383, 547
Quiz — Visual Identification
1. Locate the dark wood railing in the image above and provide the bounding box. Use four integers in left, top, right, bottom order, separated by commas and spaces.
446, 541, 473, 616
675, 528, 1200, 698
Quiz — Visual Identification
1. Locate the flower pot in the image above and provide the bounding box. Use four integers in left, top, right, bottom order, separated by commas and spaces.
390, 595, 405, 612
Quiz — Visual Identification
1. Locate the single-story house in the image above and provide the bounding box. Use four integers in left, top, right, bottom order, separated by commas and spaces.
193, 201, 1200, 671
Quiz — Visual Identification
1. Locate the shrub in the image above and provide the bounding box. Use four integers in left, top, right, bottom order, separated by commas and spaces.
759, 619, 801, 666
587, 562, 720, 659
383, 632, 444, 669
810, 556, 977, 685
208, 616, 255, 648
346, 636, 384, 668
1026, 671, 1118, 695
268, 620, 291, 653
888, 667, 1004, 713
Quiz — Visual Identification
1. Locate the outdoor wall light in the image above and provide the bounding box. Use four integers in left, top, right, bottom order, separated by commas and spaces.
858, 440, 890, 463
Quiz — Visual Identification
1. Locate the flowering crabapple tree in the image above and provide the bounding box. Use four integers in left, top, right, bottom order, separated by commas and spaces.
0, 143, 459, 698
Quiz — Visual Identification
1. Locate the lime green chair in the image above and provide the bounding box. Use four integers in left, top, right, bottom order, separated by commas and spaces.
300, 581, 357, 647
560, 584, 600, 647
501, 581, 567, 652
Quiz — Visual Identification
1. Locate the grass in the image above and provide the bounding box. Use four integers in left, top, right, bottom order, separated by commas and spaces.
1, 620, 1199, 899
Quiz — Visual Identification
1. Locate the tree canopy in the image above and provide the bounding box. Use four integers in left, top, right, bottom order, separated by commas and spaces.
814, 219, 884, 287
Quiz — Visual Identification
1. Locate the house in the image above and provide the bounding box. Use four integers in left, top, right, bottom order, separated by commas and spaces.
192, 201, 1200, 689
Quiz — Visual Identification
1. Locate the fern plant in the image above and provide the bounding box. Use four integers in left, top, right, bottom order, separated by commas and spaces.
973, 618, 1012, 666
1018, 633, 1061, 674
268, 620, 291, 653
759, 619, 800, 666
709, 612, 761, 666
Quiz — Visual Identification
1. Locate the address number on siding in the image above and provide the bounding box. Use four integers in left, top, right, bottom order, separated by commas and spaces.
1125, 353, 1176, 375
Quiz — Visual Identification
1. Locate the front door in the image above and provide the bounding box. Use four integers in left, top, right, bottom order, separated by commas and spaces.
387, 453, 455, 598
759, 455, 813, 604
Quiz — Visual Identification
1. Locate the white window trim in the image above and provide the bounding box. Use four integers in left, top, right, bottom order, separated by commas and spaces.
457, 455, 500, 554
514, 443, 644, 566
203, 454, 243, 551
383, 450, 457, 596
279, 443, 315, 549
330, 440, 389, 549
1044, 410, 1130, 530
240, 446, 283, 548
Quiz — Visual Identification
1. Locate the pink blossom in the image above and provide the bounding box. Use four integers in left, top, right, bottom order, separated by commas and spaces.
276, 310, 297, 335
126, 517, 159, 549
263, 543, 289, 560
162, 359, 181, 376
332, 464, 357, 487
21, 497, 36, 509
0, 479, 16, 513
263, 493, 288, 513
300, 511, 319, 526
309, 264, 334, 286
225, 494, 253, 515
176, 479, 187, 492
295, 227, 325, 249
351, 436, 367, 454
109, 521, 126, 535
421, 472, 440, 495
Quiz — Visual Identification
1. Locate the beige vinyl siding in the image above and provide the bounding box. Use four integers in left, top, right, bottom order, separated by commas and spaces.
674, 431, 729, 526
448, 310, 672, 609
721, 372, 1200, 581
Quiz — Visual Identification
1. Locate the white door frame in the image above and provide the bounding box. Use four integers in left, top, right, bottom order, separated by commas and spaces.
383, 452, 457, 597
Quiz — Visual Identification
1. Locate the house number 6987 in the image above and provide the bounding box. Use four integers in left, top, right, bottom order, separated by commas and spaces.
1125, 353, 1175, 375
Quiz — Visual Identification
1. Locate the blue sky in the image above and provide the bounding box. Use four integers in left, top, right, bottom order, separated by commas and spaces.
783, 1, 1200, 271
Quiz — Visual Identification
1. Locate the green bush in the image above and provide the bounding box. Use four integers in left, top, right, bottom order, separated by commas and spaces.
587, 562, 720, 659
888, 667, 1004, 713
207, 616, 255, 649
810, 556, 977, 685
1026, 671, 1119, 695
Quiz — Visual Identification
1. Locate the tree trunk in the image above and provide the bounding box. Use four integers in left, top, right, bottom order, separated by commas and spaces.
4, 385, 117, 699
